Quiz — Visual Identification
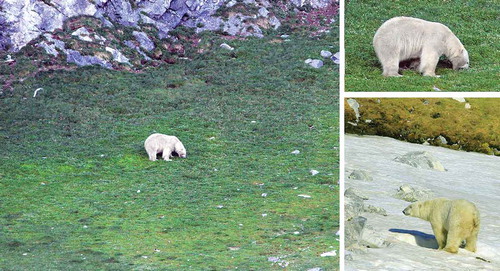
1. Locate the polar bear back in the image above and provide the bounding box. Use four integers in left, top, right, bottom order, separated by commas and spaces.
373, 17, 453, 61
144, 133, 180, 153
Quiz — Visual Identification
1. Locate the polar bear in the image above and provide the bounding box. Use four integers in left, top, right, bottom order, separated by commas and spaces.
144, 133, 187, 161
403, 198, 480, 253
373, 17, 469, 77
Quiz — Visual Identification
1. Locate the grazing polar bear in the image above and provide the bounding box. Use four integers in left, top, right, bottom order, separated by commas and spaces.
144, 133, 187, 161
373, 17, 469, 77
403, 198, 480, 253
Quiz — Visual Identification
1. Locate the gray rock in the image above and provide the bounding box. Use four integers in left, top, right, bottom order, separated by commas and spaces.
437, 135, 448, 145
347, 170, 373, 182
345, 216, 367, 249
105, 47, 130, 65
66, 49, 112, 69
360, 227, 388, 248
72, 27, 93, 42
344, 190, 365, 221
394, 151, 446, 171
320, 50, 332, 58
364, 205, 387, 216
132, 31, 155, 51
394, 184, 434, 202
344, 187, 368, 200
346, 98, 360, 121
308, 59, 323, 68
123, 40, 152, 61
331, 52, 340, 64
258, 7, 269, 18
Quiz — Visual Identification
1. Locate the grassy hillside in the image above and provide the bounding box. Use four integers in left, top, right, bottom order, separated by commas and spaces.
345, 0, 500, 91
0, 32, 339, 270
345, 98, 500, 155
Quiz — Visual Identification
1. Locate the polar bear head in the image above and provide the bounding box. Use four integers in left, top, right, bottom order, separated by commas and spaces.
174, 141, 187, 158
450, 48, 469, 70
402, 201, 424, 217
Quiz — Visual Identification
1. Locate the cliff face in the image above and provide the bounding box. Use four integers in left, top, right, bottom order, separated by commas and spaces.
1, 0, 335, 52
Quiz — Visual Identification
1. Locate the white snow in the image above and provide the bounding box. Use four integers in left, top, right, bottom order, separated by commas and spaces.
345, 134, 500, 271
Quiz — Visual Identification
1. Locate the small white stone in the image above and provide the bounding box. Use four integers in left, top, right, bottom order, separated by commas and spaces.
432, 85, 442, 91
22, 253, 28, 256
320, 50, 332, 58
465, 103, 471, 109
320, 250, 337, 257
142, 255, 148, 259
293, 231, 300, 235
298, 194, 312, 198
308, 59, 323, 68
291, 150, 300, 155
220, 43, 234, 51
336, 231, 340, 236
304, 58, 312, 64
216, 205, 224, 209
83, 225, 88, 229
250, 120, 256, 123
262, 213, 268, 217
137, 190, 141, 193
261, 193, 267, 197
310, 170, 319, 176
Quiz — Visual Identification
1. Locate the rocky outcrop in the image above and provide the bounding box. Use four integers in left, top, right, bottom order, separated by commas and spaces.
393, 151, 446, 172
0, 0, 337, 52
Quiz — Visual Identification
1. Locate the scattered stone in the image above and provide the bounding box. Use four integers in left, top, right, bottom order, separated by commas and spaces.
304, 58, 313, 64
308, 59, 323, 68
298, 194, 312, 198
320, 250, 336, 257
228, 246, 240, 251
393, 151, 446, 171
216, 205, 224, 209
452, 97, 466, 103
394, 184, 434, 202
345, 216, 366, 249
432, 86, 442, 91
437, 135, 448, 145
220, 43, 234, 51
346, 98, 360, 121
280, 34, 290, 39
307, 268, 323, 271
347, 170, 373, 182
344, 191, 365, 221
331, 52, 340, 64
291, 150, 300, 155
465, 103, 471, 109
320, 50, 332, 58
310, 169, 319, 176
261, 193, 267, 197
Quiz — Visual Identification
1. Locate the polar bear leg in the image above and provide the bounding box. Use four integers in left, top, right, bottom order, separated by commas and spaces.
162, 148, 172, 161
443, 228, 461, 253
147, 149, 157, 161
465, 226, 479, 252
431, 223, 447, 249
382, 58, 401, 77
419, 50, 440, 77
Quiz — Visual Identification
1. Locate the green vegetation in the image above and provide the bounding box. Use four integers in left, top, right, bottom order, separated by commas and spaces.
0, 33, 339, 270
345, 98, 500, 155
345, 0, 500, 91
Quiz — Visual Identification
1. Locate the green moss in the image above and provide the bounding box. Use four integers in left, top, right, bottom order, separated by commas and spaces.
0, 33, 339, 270
345, 98, 500, 154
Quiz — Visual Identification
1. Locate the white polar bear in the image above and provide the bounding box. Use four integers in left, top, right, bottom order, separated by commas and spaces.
373, 17, 469, 77
144, 133, 187, 161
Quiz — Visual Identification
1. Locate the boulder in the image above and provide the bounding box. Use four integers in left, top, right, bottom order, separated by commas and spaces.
393, 151, 446, 171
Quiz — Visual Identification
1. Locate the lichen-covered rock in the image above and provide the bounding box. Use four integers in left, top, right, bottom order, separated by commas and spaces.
394, 184, 434, 202
347, 170, 373, 182
393, 151, 446, 171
